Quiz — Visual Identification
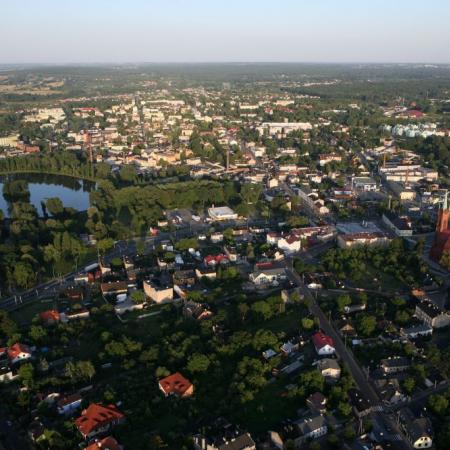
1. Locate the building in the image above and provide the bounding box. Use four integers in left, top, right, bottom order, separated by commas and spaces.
249, 267, 286, 285
75, 403, 125, 440
380, 356, 411, 374
277, 234, 302, 254
193, 419, 255, 450
85, 437, 122, 450
7, 343, 32, 365
208, 206, 238, 221
415, 301, 450, 328
39, 309, 61, 325
57, 393, 83, 415
317, 358, 341, 380
430, 191, 450, 265
312, 332, 335, 356
382, 213, 413, 237
143, 279, 174, 304
348, 389, 372, 418
337, 231, 390, 248
270, 413, 327, 449
307, 392, 327, 413
399, 407, 433, 449
352, 176, 379, 192
401, 323, 433, 339
159, 372, 194, 398
100, 281, 128, 297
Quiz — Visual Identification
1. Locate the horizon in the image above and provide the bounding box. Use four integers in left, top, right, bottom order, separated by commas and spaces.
2, 0, 450, 64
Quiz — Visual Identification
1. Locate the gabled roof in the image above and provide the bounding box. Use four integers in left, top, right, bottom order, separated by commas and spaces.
312, 332, 334, 350
7, 343, 32, 360
40, 309, 61, 323
75, 403, 124, 437
85, 436, 121, 450
159, 372, 193, 397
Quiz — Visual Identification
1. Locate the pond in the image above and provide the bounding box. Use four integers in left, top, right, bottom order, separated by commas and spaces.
0, 173, 94, 217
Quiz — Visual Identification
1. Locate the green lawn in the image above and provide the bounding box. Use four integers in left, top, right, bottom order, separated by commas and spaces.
10, 298, 57, 326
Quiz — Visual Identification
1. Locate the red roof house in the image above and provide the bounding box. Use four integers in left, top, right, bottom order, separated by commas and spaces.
40, 310, 61, 325
312, 332, 335, 356
85, 436, 122, 450
158, 372, 194, 398
7, 343, 32, 364
75, 404, 125, 439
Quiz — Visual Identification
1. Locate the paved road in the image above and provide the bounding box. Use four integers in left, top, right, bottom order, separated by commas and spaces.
286, 265, 412, 450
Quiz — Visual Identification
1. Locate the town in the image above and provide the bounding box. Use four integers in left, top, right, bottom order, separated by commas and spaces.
0, 62, 449, 450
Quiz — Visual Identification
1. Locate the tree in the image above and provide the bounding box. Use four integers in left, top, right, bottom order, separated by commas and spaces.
337, 401, 352, 417
301, 318, 314, 330
428, 394, 449, 416
46, 197, 64, 216
238, 303, 249, 322
337, 294, 351, 312
18, 363, 34, 388
187, 353, 210, 373
403, 377, 415, 395
358, 315, 377, 337
29, 325, 47, 344
131, 291, 145, 304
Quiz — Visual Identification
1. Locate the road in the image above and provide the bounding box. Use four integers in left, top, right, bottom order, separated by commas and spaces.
286, 263, 412, 450
0, 217, 277, 312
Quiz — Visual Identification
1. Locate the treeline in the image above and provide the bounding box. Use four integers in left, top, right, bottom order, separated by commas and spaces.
0, 153, 100, 180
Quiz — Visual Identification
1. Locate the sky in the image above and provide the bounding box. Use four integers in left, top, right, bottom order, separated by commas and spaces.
2, 0, 450, 64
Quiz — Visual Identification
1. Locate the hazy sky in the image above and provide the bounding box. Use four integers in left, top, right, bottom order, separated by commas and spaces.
2, 0, 450, 64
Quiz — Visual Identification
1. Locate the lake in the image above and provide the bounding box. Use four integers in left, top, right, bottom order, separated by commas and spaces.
0, 174, 94, 217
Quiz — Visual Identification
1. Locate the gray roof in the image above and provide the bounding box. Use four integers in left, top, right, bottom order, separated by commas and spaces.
296, 414, 326, 435
218, 433, 255, 450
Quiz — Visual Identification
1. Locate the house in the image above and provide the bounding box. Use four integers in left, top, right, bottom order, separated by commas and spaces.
398, 407, 433, 449
65, 309, 90, 320
100, 281, 128, 297
158, 372, 194, 398
307, 392, 327, 413
143, 279, 174, 304
173, 270, 196, 286
208, 206, 238, 221
317, 358, 341, 380
75, 403, 125, 440
401, 323, 433, 339
337, 320, 356, 337
204, 254, 229, 266
312, 332, 335, 356
280, 340, 299, 356
193, 419, 255, 450
415, 301, 450, 328
377, 380, 407, 406
348, 389, 372, 418
183, 301, 213, 321
57, 393, 83, 415
380, 357, 411, 374
337, 232, 390, 249
382, 213, 413, 237
85, 436, 122, 450
277, 234, 301, 254
249, 267, 286, 286
7, 343, 32, 364
210, 232, 224, 243
39, 309, 61, 325
270, 413, 327, 449
195, 266, 217, 280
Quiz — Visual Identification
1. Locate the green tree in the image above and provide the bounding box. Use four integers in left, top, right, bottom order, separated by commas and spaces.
187, 353, 211, 373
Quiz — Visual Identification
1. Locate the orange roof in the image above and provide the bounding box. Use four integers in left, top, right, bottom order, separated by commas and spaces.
40, 310, 60, 323
85, 436, 121, 450
159, 372, 193, 397
75, 404, 124, 437
7, 343, 31, 360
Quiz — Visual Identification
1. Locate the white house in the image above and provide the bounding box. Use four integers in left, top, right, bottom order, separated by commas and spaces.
312, 332, 335, 356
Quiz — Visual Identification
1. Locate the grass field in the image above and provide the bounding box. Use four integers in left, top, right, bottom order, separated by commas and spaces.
10, 298, 57, 326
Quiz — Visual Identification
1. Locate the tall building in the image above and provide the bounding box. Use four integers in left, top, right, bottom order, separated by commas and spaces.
430, 191, 450, 264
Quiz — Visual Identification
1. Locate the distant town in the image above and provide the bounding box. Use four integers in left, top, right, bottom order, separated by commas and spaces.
0, 63, 449, 450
